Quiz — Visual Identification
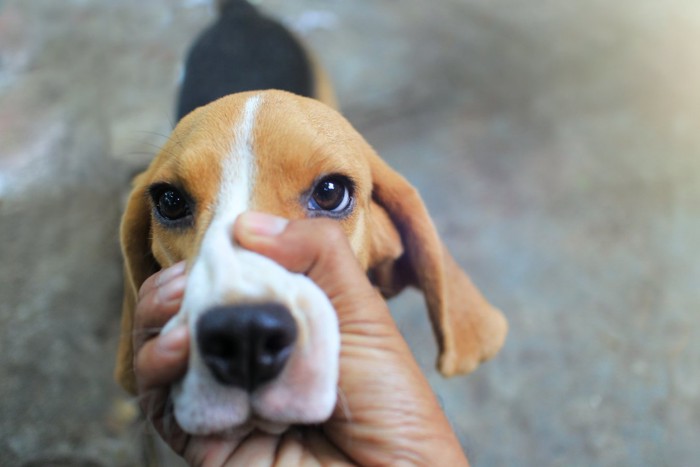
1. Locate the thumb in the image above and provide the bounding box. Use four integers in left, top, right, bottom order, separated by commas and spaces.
233, 212, 393, 328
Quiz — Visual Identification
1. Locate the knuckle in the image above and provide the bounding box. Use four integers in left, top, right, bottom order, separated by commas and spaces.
308, 219, 353, 268
134, 293, 155, 323
138, 273, 158, 299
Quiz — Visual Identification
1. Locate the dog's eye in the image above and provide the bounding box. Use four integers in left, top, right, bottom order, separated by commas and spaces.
308, 176, 353, 214
152, 186, 192, 222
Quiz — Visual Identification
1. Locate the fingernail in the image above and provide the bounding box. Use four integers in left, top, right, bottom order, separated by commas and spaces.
239, 212, 288, 237
157, 274, 186, 303
158, 325, 188, 353
155, 261, 186, 287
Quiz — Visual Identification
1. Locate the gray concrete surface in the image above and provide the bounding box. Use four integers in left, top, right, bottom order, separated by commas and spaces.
1, 0, 698, 466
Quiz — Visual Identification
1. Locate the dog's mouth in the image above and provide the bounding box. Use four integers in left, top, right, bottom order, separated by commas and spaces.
207, 415, 290, 440
166, 251, 341, 436
232, 417, 292, 439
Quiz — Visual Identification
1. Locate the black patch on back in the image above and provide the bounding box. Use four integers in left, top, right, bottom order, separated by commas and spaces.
175, 0, 314, 122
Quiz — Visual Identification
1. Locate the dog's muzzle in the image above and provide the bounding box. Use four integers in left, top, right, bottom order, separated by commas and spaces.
166, 238, 339, 436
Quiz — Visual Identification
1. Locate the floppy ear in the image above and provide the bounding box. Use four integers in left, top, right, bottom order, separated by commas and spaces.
115, 174, 160, 394
366, 155, 507, 376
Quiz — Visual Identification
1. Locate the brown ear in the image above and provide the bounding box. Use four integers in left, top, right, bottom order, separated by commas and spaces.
114, 174, 159, 394
367, 155, 507, 376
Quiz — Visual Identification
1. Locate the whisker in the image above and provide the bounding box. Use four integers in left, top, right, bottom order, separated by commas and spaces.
114, 151, 157, 159
132, 129, 175, 141
160, 396, 181, 439
167, 117, 179, 133
119, 126, 182, 155
167, 117, 186, 151
139, 141, 173, 155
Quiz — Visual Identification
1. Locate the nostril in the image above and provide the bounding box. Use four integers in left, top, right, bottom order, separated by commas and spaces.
209, 338, 239, 359
198, 329, 247, 386
264, 332, 291, 355
197, 303, 297, 391
254, 327, 296, 382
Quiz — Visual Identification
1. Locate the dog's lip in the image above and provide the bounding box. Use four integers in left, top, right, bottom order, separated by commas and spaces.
214, 415, 289, 438
252, 417, 289, 435
173, 395, 291, 436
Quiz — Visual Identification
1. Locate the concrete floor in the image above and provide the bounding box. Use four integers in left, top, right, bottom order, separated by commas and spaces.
1, 0, 699, 465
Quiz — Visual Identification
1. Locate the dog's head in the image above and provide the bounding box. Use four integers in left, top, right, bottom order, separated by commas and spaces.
116, 90, 507, 436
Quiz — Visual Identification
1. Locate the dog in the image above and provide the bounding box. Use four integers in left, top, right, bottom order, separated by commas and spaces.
115, 0, 507, 437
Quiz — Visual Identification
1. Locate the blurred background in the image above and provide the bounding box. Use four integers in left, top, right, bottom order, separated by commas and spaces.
1, 0, 699, 465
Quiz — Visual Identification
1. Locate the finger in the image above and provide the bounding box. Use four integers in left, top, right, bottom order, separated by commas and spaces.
138, 261, 186, 300
134, 325, 189, 393
234, 212, 392, 326
134, 321, 191, 456
235, 212, 366, 290
134, 274, 187, 331
133, 268, 187, 352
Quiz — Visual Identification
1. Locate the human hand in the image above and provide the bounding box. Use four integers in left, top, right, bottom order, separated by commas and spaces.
133, 212, 469, 466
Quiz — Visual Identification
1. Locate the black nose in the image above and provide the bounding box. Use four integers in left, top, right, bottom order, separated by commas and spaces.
196, 303, 297, 391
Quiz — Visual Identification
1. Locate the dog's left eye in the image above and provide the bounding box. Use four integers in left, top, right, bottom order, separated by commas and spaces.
308, 176, 353, 214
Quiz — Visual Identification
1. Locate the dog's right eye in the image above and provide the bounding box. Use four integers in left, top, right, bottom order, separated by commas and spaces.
150, 185, 192, 223
158, 190, 188, 220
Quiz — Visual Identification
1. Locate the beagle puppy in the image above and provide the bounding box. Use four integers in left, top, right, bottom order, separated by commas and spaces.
115, 0, 506, 438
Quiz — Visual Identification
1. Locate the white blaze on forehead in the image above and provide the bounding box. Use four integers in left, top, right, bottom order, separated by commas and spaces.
216, 93, 262, 225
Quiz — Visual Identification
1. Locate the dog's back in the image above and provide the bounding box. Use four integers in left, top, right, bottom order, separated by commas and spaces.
176, 0, 314, 121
